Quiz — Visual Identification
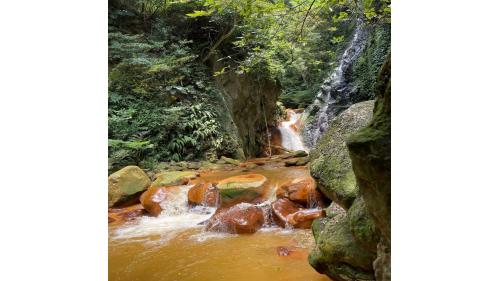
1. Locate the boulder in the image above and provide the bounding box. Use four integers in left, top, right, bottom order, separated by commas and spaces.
271, 198, 324, 229
284, 156, 310, 166
216, 174, 267, 206
205, 203, 265, 234
108, 166, 151, 207
288, 209, 325, 229
277, 177, 327, 208
187, 182, 219, 207
308, 214, 376, 281
348, 197, 379, 253
309, 100, 374, 210
139, 185, 184, 216
150, 171, 197, 188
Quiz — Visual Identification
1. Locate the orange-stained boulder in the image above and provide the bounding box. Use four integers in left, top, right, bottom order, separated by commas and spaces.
277, 177, 327, 208
271, 198, 325, 229
271, 198, 303, 227
205, 203, 265, 234
108, 204, 146, 223
139, 185, 184, 216
216, 174, 267, 207
288, 208, 325, 229
188, 182, 219, 207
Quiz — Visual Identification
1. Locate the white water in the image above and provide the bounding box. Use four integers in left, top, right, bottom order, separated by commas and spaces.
278, 110, 307, 152
303, 21, 367, 148
112, 185, 217, 240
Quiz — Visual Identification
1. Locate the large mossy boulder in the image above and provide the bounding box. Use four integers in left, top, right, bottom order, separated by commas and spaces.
216, 174, 267, 206
309, 100, 374, 209
309, 214, 376, 281
347, 57, 391, 280
108, 166, 151, 207
150, 171, 197, 188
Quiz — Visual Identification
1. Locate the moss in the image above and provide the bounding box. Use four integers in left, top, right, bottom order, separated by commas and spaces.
308, 215, 376, 281
348, 197, 380, 253
309, 100, 374, 210
151, 171, 197, 187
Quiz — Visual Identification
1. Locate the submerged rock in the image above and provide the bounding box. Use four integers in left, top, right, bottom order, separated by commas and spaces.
309, 100, 374, 210
187, 182, 219, 207
108, 165, 151, 207
151, 171, 197, 188
284, 156, 310, 166
205, 203, 265, 234
216, 174, 267, 206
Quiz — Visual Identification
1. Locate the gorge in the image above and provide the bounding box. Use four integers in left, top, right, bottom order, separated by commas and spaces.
108, 1, 390, 280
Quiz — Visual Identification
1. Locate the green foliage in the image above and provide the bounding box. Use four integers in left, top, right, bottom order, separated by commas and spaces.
108, 8, 242, 172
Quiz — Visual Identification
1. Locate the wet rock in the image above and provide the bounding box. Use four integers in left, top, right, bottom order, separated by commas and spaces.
276, 246, 291, 256
151, 171, 197, 188
108, 165, 151, 207
216, 174, 267, 206
139, 185, 184, 216
188, 182, 219, 207
309, 100, 374, 210
108, 204, 146, 223
205, 203, 265, 234
270, 198, 323, 229
277, 177, 326, 207
288, 209, 325, 229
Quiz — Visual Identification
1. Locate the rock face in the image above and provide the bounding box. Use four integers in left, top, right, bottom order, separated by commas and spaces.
212, 65, 280, 158
187, 182, 219, 207
205, 203, 265, 234
347, 57, 391, 280
216, 174, 267, 206
151, 171, 197, 188
108, 166, 151, 207
271, 198, 324, 229
309, 213, 376, 281
308, 57, 391, 281
309, 100, 374, 210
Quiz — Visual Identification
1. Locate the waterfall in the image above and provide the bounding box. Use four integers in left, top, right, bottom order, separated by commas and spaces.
302, 20, 368, 148
278, 110, 307, 152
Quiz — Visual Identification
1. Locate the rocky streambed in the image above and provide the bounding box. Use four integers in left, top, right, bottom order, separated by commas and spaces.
108, 151, 332, 281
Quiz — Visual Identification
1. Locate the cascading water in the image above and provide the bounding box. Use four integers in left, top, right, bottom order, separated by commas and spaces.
302, 20, 368, 148
278, 110, 307, 152
112, 185, 217, 239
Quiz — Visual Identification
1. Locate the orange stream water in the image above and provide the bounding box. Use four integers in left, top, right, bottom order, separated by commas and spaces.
109, 164, 330, 281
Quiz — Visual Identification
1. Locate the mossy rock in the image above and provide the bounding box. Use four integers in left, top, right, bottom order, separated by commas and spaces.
151, 171, 197, 188
309, 214, 375, 281
108, 166, 151, 207
348, 197, 380, 253
216, 174, 267, 206
309, 100, 374, 210
220, 156, 241, 165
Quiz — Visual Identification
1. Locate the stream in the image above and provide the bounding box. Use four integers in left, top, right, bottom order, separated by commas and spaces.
108, 112, 329, 281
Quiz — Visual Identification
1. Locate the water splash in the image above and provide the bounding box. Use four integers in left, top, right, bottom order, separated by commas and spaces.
303, 21, 368, 148
112, 185, 216, 240
278, 110, 307, 151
